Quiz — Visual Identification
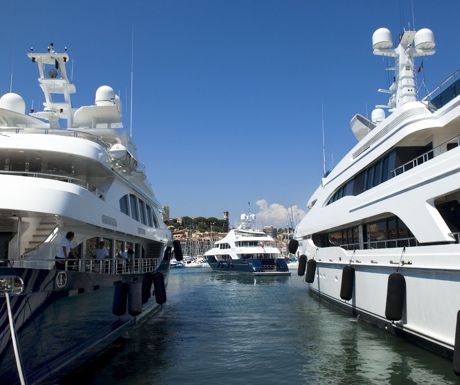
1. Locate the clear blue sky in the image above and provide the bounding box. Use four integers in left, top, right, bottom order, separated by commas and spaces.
1, 0, 460, 228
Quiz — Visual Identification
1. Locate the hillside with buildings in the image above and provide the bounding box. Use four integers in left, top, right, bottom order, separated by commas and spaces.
163, 208, 293, 257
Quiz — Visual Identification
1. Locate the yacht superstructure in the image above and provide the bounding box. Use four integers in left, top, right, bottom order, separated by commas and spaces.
0, 44, 177, 384
206, 212, 290, 276
292, 27, 460, 371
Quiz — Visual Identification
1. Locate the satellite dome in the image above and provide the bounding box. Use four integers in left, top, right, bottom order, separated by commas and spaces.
372, 28, 393, 50
109, 144, 128, 160
95, 86, 116, 106
372, 108, 385, 124
414, 28, 435, 50
0, 93, 26, 114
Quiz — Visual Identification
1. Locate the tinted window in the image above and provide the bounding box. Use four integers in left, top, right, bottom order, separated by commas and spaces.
120, 195, 129, 215
129, 194, 139, 221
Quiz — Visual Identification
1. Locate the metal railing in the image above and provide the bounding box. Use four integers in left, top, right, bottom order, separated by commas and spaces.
339, 236, 419, 251
391, 135, 460, 178
0, 170, 105, 198
422, 70, 460, 105
1, 257, 160, 274
0, 127, 111, 149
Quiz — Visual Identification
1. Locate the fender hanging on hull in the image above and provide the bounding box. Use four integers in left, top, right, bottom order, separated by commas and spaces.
297, 255, 307, 276
153, 272, 167, 305
385, 272, 406, 321
128, 282, 143, 316
305, 259, 317, 283
112, 282, 129, 316
340, 265, 355, 301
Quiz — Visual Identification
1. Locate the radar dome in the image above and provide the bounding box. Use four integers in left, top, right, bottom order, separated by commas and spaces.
414, 28, 435, 50
372, 108, 385, 124
241, 213, 247, 221
95, 86, 116, 106
372, 28, 393, 49
0, 93, 26, 114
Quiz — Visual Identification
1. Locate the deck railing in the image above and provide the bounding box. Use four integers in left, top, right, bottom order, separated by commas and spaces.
340, 236, 419, 251
0, 127, 111, 149
422, 70, 460, 108
391, 135, 460, 178
1, 257, 160, 274
0, 170, 105, 199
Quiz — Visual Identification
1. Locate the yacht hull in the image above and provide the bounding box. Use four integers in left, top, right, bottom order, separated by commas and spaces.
208, 259, 291, 276
0, 263, 169, 384
301, 246, 460, 360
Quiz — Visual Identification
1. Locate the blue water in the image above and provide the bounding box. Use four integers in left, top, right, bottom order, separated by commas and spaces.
60, 268, 460, 384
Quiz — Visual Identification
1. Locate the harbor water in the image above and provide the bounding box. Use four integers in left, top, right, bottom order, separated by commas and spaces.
60, 268, 460, 384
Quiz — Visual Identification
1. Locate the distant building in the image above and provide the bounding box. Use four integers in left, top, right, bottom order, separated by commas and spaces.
163, 205, 170, 221
263, 226, 277, 239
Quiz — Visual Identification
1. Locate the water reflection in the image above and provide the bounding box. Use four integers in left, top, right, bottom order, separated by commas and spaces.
296, 304, 458, 384
59, 270, 459, 385
59, 313, 173, 385
210, 272, 290, 285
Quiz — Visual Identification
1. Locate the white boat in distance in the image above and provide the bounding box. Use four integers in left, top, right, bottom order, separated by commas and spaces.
183, 256, 205, 268
205, 213, 290, 276
292, 26, 460, 374
0, 44, 179, 384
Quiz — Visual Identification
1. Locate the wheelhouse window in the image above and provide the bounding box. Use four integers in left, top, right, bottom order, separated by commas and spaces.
152, 211, 160, 228
120, 194, 159, 228
312, 215, 416, 250
139, 199, 147, 225
129, 194, 139, 221
327, 145, 432, 206
146, 204, 154, 227
120, 195, 129, 216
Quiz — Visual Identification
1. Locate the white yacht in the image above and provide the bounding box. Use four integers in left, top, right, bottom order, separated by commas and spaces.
205, 212, 290, 276
292, 27, 460, 372
0, 44, 179, 384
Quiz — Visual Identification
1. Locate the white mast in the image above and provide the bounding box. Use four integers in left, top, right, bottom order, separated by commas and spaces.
322, 103, 326, 176
27, 44, 76, 129
372, 28, 435, 111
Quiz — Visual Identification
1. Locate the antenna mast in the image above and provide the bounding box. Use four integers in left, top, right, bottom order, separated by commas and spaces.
322, 103, 326, 175
130, 27, 134, 137
10, 41, 15, 93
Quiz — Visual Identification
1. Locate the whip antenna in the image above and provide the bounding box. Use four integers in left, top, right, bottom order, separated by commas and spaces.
322, 103, 326, 176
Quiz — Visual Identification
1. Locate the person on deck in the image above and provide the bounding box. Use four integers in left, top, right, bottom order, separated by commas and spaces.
94, 241, 110, 260
117, 248, 134, 272
55, 231, 79, 270
93, 241, 110, 272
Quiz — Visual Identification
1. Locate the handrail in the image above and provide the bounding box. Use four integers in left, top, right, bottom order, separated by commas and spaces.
339, 236, 419, 251
0, 170, 105, 199
421, 69, 460, 102
391, 134, 460, 177
3, 257, 160, 274
0, 127, 112, 150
